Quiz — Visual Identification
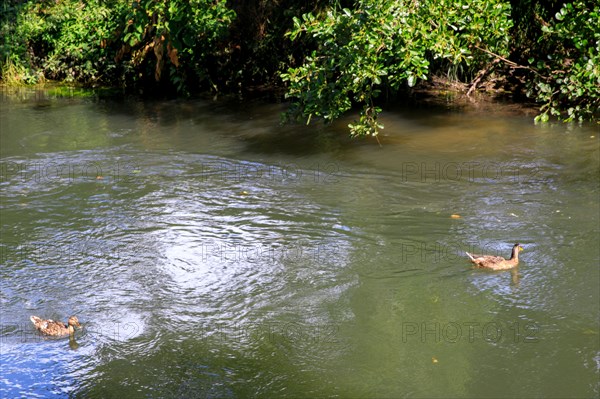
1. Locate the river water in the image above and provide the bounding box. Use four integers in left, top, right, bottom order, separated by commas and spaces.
1, 88, 599, 398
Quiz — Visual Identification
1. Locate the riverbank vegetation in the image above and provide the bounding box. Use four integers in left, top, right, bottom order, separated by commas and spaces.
1, 0, 598, 135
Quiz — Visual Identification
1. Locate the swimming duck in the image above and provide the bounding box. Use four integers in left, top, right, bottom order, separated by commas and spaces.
30, 315, 81, 337
466, 243, 523, 270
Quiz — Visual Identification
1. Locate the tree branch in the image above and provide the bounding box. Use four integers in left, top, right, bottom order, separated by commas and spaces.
473, 45, 542, 76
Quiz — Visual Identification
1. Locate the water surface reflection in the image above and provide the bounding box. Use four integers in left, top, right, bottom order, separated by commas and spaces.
1, 90, 598, 398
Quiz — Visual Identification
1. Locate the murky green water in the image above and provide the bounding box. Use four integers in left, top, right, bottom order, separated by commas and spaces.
1, 88, 598, 398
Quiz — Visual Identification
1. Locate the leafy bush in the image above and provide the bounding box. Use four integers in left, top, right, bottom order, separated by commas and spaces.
2, 0, 128, 84
281, 0, 513, 136
527, 1, 600, 122
1, 0, 597, 128
1, 1, 40, 84
0, 0, 235, 91
120, 0, 235, 92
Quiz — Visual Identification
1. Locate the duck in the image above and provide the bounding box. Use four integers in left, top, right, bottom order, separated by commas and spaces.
30, 315, 81, 337
466, 243, 523, 270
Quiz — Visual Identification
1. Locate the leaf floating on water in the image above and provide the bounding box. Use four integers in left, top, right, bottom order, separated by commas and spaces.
240, 190, 249, 196
509, 213, 518, 217
450, 214, 461, 219
432, 357, 439, 364
96, 176, 104, 180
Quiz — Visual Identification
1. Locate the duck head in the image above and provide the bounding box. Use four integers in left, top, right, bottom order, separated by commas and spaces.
68, 316, 82, 329
511, 243, 523, 259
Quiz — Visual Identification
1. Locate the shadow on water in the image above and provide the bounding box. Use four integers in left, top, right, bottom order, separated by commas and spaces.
93, 95, 367, 156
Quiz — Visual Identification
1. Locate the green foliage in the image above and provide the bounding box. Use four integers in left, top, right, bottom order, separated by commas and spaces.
121, 0, 234, 92
0, 0, 234, 91
1, 0, 597, 130
2, 0, 128, 84
528, 2, 600, 123
282, 0, 513, 136
1, 1, 34, 83
223, 1, 332, 91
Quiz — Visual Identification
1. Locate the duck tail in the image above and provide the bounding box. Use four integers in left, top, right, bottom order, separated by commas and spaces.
30, 316, 44, 327
465, 252, 475, 261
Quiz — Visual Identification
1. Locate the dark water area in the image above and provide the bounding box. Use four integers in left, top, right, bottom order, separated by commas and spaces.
1, 88, 599, 398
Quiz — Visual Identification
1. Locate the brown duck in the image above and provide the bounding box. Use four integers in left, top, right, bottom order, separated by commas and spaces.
466, 243, 523, 270
30, 315, 81, 337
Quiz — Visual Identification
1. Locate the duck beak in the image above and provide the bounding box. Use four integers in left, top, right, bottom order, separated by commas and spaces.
518, 246, 523, 252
